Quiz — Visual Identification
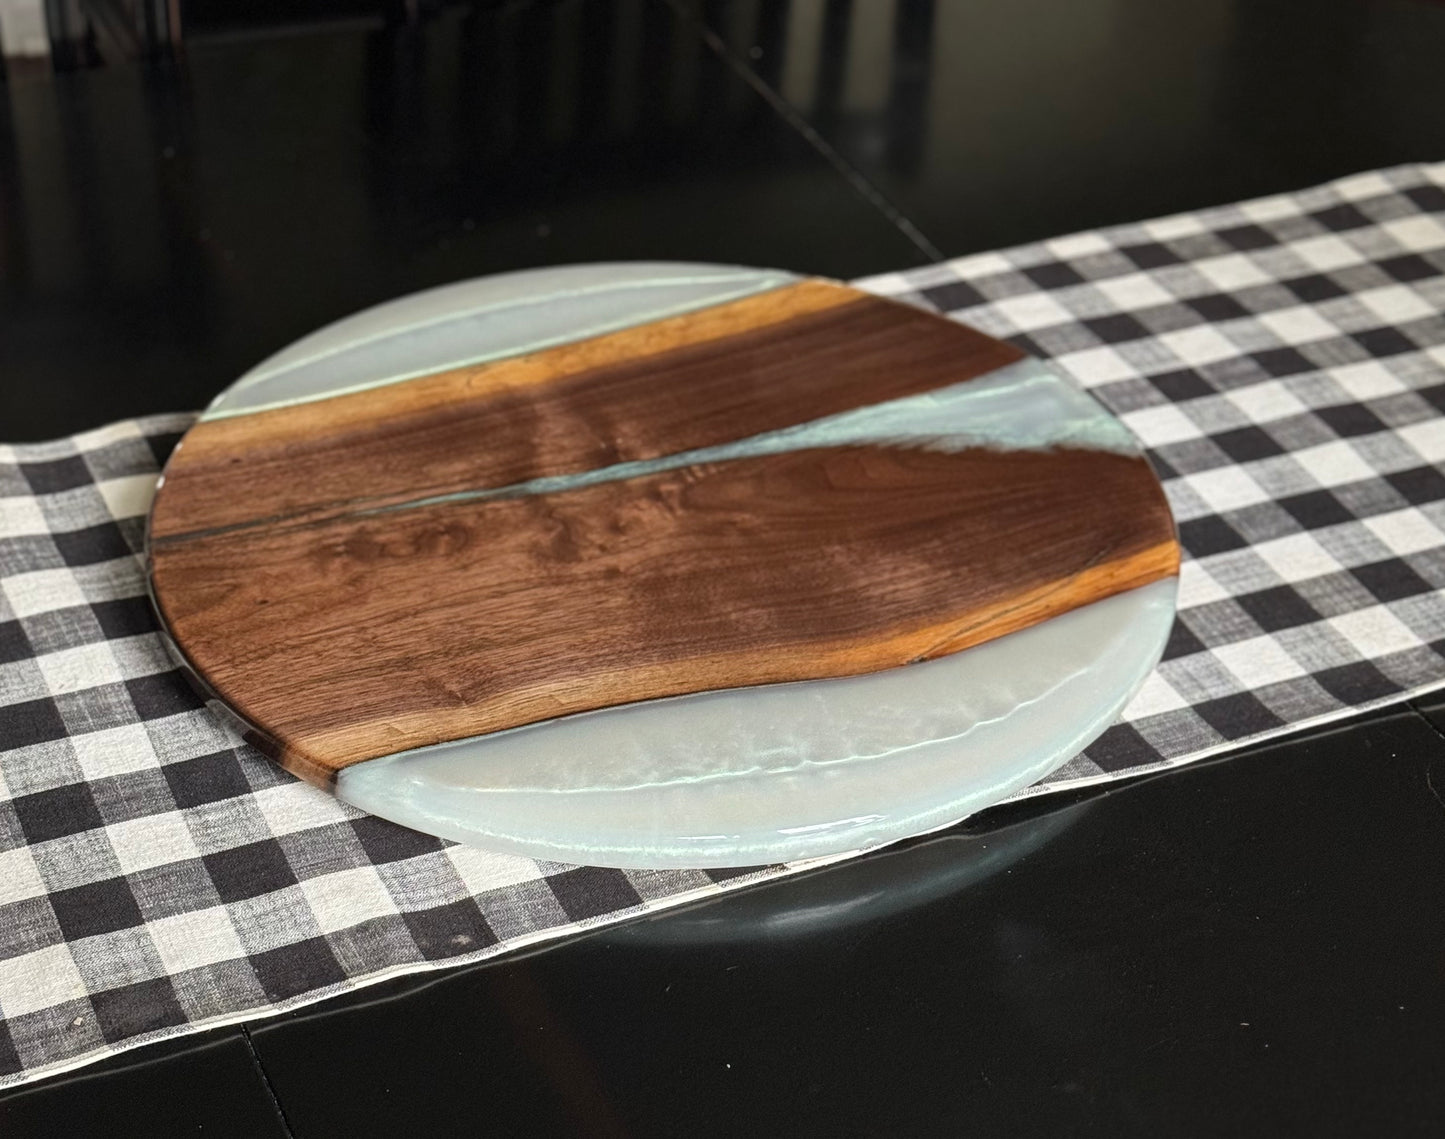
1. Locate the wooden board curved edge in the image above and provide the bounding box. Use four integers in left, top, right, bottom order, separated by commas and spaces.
300, 541, 1180, 783
151, 443, 1179, 785
151, 544, 1181, 791
146, 606, 339, 788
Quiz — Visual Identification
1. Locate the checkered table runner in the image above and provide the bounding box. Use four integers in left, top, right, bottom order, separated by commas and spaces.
3, 163, 1445, 1089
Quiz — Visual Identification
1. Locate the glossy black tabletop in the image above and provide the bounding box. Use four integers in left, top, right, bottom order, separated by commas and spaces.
3, 1, 1445, 1134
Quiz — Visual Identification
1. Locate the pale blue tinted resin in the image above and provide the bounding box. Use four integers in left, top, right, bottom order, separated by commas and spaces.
338, 580, 1177, 867
205, 263, 798, 419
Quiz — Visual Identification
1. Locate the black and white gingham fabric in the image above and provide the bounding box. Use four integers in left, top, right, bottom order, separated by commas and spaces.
2, 163, 1444, 1088
863, 162, 1445, 786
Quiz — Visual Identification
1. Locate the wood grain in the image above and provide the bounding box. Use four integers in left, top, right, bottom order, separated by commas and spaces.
150, 281, 1023, 542
149, 282, 1179, 786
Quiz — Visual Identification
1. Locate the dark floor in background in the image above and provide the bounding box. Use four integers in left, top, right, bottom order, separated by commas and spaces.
4, 1, 1445, 1134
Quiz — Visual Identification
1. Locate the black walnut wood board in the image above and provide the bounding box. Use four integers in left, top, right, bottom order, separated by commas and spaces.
146, 264, 1178, 865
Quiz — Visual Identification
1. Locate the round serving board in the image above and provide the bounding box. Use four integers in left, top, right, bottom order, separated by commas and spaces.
147, 263, 1179, 867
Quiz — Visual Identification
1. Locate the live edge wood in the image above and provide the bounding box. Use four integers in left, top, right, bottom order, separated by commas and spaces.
149, 281, 1179, 787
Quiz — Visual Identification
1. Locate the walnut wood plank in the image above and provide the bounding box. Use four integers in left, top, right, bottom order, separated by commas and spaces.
150, 282, 1024, 543
151, 443, 1178, 786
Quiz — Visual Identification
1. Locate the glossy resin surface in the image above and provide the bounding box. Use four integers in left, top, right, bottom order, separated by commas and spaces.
148, 263, 1179, 866
340, 580, 1176, 866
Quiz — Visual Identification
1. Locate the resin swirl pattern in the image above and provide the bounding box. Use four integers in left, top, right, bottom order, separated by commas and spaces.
147, 263, 1180, 866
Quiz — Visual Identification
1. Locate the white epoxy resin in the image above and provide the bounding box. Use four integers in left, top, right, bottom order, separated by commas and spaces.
206, 263, 798, 419
338, 580, 1177, 867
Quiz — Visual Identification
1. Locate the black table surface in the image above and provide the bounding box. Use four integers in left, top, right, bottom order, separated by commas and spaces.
3, 1, 1445, 1134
